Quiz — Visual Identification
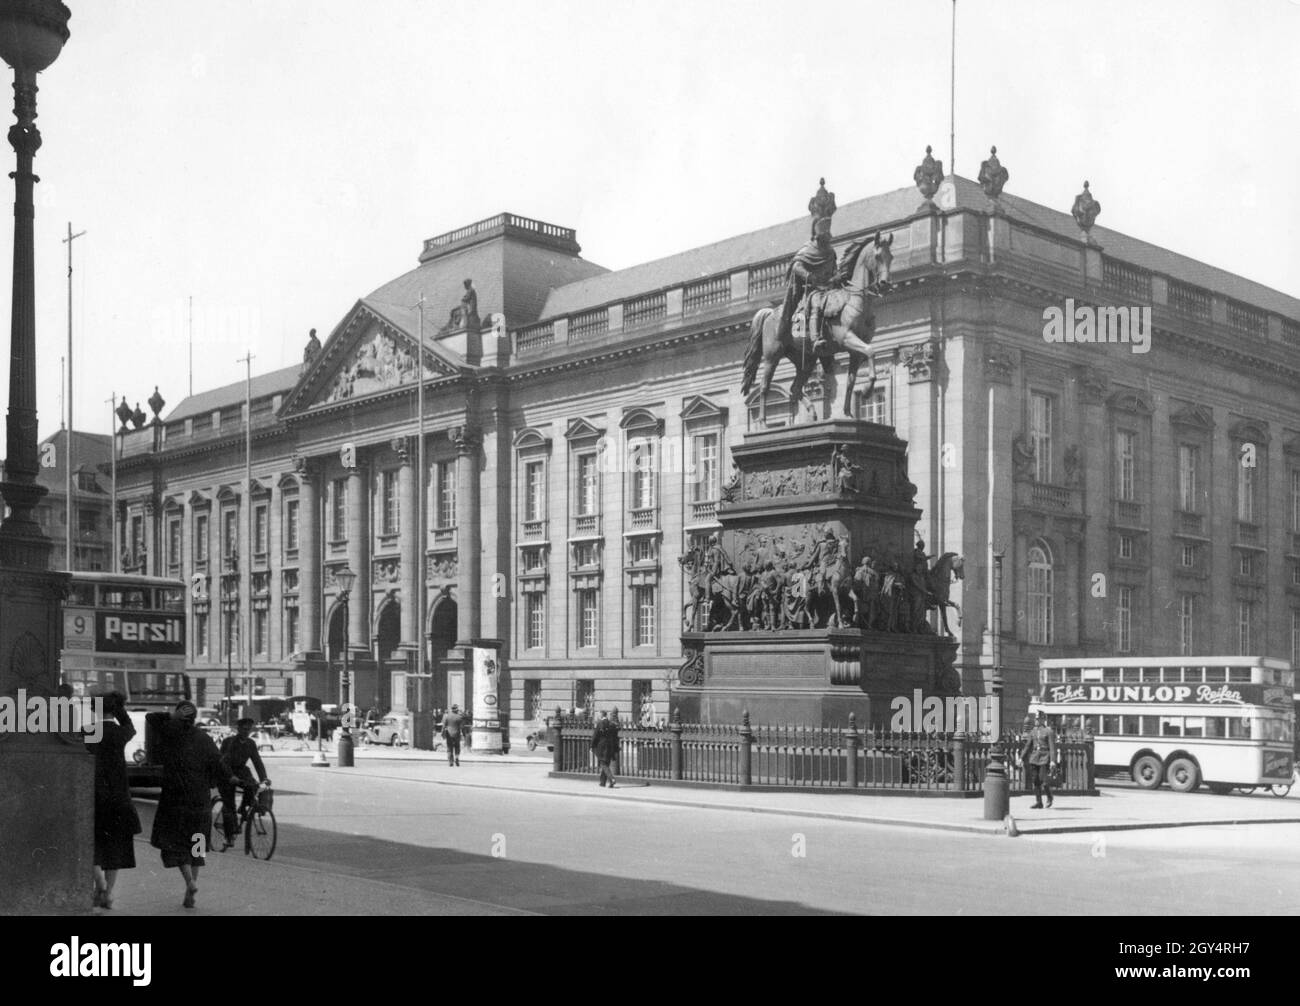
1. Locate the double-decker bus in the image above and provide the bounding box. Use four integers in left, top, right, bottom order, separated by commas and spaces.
1033, 656, 1294, 794
59, 572, 189, 787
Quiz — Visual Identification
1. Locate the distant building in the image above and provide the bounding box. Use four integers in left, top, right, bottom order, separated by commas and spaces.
115, 174, 1300, 729
34, 428, 113, 572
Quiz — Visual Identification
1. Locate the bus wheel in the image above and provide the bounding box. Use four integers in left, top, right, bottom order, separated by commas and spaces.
1132, 754, 1163, 789
1269, 782, 1292, 798
1167, 757, 1200, 793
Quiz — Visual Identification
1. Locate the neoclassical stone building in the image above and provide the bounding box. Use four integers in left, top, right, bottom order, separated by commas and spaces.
115, 164, 1300, 733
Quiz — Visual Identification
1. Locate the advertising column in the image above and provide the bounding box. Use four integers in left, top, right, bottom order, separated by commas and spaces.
470, 644, 502, 752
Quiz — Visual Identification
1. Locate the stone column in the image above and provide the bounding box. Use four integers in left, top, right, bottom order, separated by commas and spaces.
453, 427, 481, 645
298, 464, 320, 654
346, 461, 369, 654
397, 438, 418, 648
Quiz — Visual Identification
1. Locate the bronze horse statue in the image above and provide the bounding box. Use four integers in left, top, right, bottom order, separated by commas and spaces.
742, 232, 894, 422
923, 552, 964, 636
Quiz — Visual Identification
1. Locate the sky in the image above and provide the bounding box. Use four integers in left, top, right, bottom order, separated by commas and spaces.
1, 0, 1297, 442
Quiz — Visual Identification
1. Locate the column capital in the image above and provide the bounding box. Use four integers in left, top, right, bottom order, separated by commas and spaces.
901, 341, 940, 383
449, 426, 481, 456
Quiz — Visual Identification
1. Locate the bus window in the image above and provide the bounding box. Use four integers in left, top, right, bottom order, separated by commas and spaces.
1160, 667, 1181, 683
1121, 667, 1141, 683
1204, 718, 1226, 738
1102, 667, 1121, 682
1102, 715, 1120, 735
1141, 667, 1160, 683
1183, 717, 1205, 738
1282, 669, 1295, 690
1228, 666, 1250, 683
158, 587, 185, 612
1141, 715, 1159, 736
1160, 717, 1183, 737
67, 583, 95, 606
1082, 667, 1103, 682
1042, 668, 1061, 684
100, 588, 149, 609
1260, 718, 1294, 744
1183, 667, 1204, 684
1083, 714, 1099, 736
1204, 666, 1225, 683
1228, 718, 1251, 739
1122, 715, 1142, 735
1064, 668, 1082, 683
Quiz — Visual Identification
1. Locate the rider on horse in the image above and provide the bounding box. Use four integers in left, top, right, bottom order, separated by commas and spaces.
780, 215, 839, 357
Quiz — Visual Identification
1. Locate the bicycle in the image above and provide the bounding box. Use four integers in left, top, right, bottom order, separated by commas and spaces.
210, 781, 277, 860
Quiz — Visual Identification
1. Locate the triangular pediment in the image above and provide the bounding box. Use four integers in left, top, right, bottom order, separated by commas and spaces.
279, 301, 460, 418
1228, 417, 1270, 445
564, 417, 606, 442
1108, 388, 1152, 416
1169, 402, 1214, 431
680, 395, 727, 423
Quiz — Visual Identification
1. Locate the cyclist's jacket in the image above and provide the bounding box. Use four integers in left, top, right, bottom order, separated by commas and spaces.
220, 734, 267, 782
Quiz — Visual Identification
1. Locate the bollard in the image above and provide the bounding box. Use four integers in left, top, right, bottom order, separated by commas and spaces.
551, 707, 563, 773
846, 712, 859, 789
952, 731, 967, 792
670, 707, 683, 780
739, 710, 753, 787
983, 741, 1010, 820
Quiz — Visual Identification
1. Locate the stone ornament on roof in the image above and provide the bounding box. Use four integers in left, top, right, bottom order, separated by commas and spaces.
913, 145, 944, 201
1072, 180, 1101, 236
303, 327, 322, 365
148, 386, 165, 422
978, 145, 1009, 200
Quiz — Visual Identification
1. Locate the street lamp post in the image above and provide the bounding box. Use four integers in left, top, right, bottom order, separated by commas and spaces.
0, 0, 78, 914
336, 565, 356, 767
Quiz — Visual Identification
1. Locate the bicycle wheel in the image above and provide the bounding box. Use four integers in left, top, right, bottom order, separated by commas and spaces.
208, 795, 233, 852
245, 807, 277, 860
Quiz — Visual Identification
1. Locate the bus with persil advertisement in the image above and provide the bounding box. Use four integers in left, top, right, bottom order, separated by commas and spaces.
59, 572, 189, 787
1033, 656, 1294, 795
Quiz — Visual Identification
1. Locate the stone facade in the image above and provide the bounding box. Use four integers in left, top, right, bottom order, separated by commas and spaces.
114, 187, 1300, 735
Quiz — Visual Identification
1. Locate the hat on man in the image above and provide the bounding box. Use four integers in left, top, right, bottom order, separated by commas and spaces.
236, 717, 256, 729
175, 700, 197, 721
451, 704, 459, 712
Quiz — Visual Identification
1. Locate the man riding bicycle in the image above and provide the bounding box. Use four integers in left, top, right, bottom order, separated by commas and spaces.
218, 718, 270, 845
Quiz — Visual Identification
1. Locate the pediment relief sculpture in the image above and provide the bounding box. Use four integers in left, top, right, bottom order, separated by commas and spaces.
323, 329, 434, 404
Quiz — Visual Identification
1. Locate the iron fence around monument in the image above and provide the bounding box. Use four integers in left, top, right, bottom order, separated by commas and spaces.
550, 714, 1095, 796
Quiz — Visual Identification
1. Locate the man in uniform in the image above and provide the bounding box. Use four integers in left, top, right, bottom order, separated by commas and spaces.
218, 718, 270, 847
440, 704, 465, 767
1020, 710, 1059, 808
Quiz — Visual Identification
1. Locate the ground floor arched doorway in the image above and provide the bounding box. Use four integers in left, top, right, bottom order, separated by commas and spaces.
428, 596, 458, 712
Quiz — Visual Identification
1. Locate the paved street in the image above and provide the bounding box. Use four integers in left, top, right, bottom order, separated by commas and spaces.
109, 758, 1300, 916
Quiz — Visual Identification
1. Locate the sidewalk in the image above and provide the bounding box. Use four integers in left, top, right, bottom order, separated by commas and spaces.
264, 755, 1300, 837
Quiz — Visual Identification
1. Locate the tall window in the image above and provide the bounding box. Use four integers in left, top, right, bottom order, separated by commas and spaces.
578, 589, 599, 648
1116, 587, 1132, 653
1179, 446, 1200, 512
523, 679, 543, 721
284, 499, 299, 554
381, 470, 400, 535
195, 609, 208, 658
1237, 601, 1254, 654
855, 384, 888, 425
166, 517, 181, 573
254, 607, 268, 656
631, 439, 656, 511
576, 452, 599, 515
525, 592, 545, 649
1116, 431, 1136, 501
222, 610, 238, 660
1178, 595, 1195, 656
634, 585, 656, 647
284, 604, 300, 656
524, 460, 546, 522
1027, 542, 1053, 645
1237, 454, 1255, 522
691, 432, 719, 501
436, 462, 456, 528
331, 478, 347, 540
194, 512, 209, 563
131, 515, 145, 559
1030, 393, 1053, 483
222, 509, 237, 560
254, 504, 269, 556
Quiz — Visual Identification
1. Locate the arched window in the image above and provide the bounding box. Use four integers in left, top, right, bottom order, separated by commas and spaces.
1028, 542, 1054, 645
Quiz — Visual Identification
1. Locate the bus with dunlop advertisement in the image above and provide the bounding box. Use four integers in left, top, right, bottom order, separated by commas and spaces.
59, 572, 189, 786
1033, 656, 1294, 795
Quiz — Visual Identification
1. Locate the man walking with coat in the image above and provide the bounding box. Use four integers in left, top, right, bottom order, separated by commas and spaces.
440, 704, 465, 767
591, 709, 620, 788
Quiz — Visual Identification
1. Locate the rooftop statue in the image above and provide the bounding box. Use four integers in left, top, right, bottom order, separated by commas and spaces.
1072, 180, 1101, 234
978, 145, 1009, 199
913, 145, 945, 200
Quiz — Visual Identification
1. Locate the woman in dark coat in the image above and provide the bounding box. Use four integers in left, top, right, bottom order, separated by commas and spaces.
87, 691, 137, 908
147, 701, 240, 908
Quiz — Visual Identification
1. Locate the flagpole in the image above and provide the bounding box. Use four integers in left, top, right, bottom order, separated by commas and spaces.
62, 222, 86, 571
416, 295, 428, 741
107, 393, 117, 573
239, 351, 255, 699
950, 0, 957, 174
